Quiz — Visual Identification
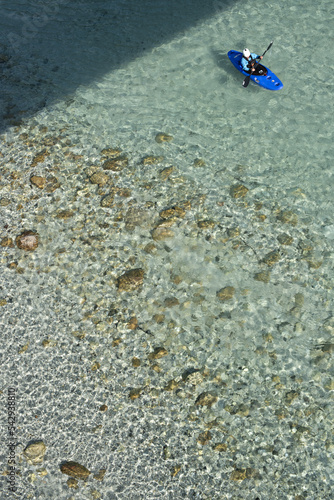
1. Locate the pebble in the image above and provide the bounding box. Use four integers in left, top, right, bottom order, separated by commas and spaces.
277, 210, 298, 226
254, 271, 271, 283
100, 193, 114, 208
148, 347, 168, 360
101, 148, 122, 158
102, 156, 128, 171
117, 268, 145, 291
216, 286, 235, 301
155, 132, 173, 143
16, 231, 39, 251
193, 159, 206, 167
277, 233, 293, 245
89, 171, 109, 186
141, 156, 164, 165
159, 206, 186, 219
56, 210, 75, 220
31, 150, 50, 167
1, 237, 14, 247
151, 227, 175, 241
129, 388, 142, 400
262, 250, 280, 266
195, 392, 218, 407
197, 430, 212, 445
30, 175, 46, 189
197, 220, 215, 229
23, 440, 46, 465
60, 461, 91, 480
159, 166, 175, 180
230, 184, 248, 199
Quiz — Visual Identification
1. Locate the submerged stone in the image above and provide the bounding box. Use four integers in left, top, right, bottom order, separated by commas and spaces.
60, 461, 91, 480
195, 392, 217, 407
277, 233, 294, 245
30, 175, 46, 189
277, 210, 298, 226
230, 184, 248, 199
102, 156, 128, 171
89, 171, 109, 186
148, 347, 168, 360
141, 156, 164, 165
23, 440, 46, 464
159, 206, 186, 219
1, 237, 14, 247
16, 231, 39, 251
216, 286, 235, 301
254, 271, 270, 283
262, 250, 280, 266
117, 268, 144, 291
155, 132, 173, 143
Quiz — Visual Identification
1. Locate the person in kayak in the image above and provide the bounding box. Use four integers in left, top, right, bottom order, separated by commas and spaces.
241, 48, 267, 76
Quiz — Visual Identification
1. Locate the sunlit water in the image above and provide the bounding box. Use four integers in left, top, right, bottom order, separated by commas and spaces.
0, 0, 333, 498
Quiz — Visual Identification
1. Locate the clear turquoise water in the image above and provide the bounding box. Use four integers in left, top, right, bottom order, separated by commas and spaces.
0, 1, 333, 498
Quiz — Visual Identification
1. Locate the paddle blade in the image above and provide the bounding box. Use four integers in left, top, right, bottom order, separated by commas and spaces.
242, 75, 251, 88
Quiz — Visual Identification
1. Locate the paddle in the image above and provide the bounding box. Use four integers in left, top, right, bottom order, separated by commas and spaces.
242, 41, 273, 88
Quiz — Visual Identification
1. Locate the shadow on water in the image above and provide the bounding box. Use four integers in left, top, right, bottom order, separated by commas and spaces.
0, 0, 237, 134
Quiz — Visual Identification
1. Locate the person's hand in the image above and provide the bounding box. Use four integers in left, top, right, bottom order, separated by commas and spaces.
259, 56, 263, 60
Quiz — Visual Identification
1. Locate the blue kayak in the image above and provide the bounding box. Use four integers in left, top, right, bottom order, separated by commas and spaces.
228, 50, 283, 91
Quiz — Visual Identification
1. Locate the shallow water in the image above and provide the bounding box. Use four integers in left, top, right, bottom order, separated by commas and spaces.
0, 0, 333, 498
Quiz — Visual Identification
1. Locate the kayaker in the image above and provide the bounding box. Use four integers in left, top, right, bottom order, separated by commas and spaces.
241, 48, 267, 75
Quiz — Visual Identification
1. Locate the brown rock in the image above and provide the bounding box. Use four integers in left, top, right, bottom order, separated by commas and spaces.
197, 431, 212, 445
151, 227, 175, 241
30, 175, 46, 189
164, 379, 179, 391
100, 193, 114, 208
1, 237, 14, 248
262, 250, 280, 266
129, 388, 142, 400
230, 184, 248, 199
132, 357, 141, 367
197, 220, 215, 229
102, 156, 128, 171
277, 210, 298, 226
141, 156, 164, 165
216, 286, 235, 301
195, 392, 217, 407
159, 166, 175, 180
214, 443, 228, 452
60, 461, 91, 480
101, 148, 122, 158
277, 233, 293, 245
117, 268, 144, 292
31, 150, 50, 167
193, 158, 206, 167
148, 347, 168, 360
254, 271, 270, 283
155, 132, 173, 143
159, 206, 186, 219
45, 176, 60, 193
56, 210, 74, 220
164, 297, 179, 307
127, 317, 138, 329
89, 171, 109, 186
16, 231, 39, 251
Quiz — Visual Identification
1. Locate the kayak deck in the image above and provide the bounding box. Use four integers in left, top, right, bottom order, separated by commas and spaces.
228, 50, 283, 91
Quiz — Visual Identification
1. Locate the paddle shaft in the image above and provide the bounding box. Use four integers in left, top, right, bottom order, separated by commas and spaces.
242, 41, 273, 88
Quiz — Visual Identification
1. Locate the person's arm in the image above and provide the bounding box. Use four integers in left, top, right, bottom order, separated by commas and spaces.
241, 57, 249, 71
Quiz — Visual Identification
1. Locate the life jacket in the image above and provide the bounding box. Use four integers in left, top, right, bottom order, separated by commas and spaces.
242, 54, 256, 68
